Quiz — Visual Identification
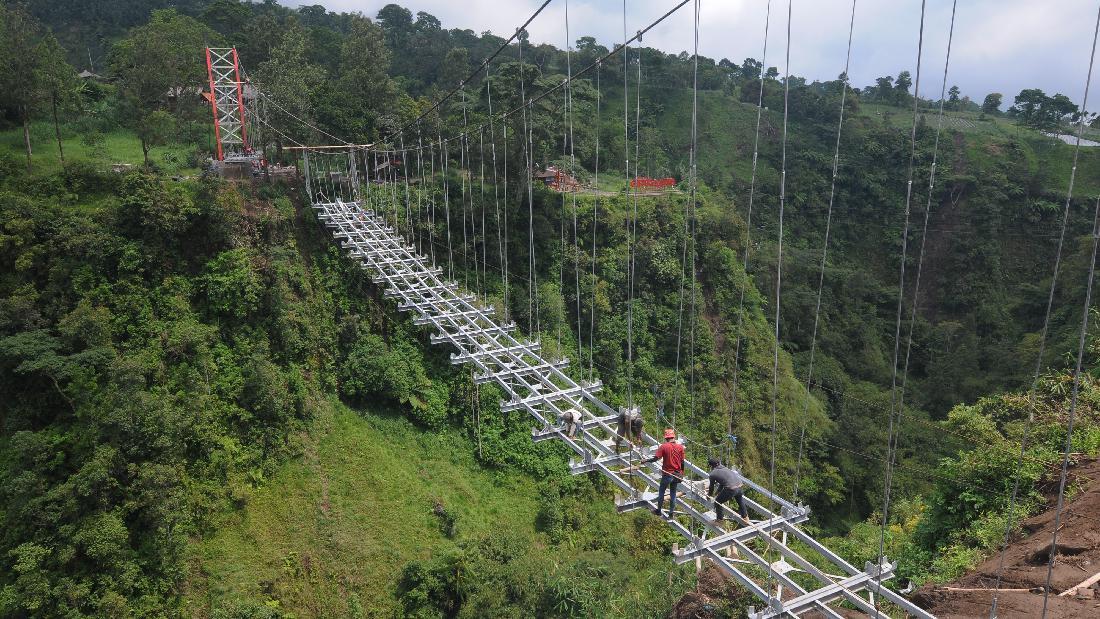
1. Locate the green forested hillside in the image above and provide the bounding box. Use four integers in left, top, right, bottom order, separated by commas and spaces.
0, 162, 708, 616
4, 1, 1100, 617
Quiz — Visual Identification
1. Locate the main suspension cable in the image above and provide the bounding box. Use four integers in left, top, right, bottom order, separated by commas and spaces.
486, 65, 508, 320
876, 0, 928, 600
1039, 6, 1100, 617
392, 0, 693, 158
729, 0, 772, 439
893, 0, 959, 515
768, 0, 794, 497
249, 110, 306, 148
252, 83, 352, 147
385, 0, 555, 143
589, 60, 602, 381
1042, 196, 1100, 617
991, 7, 1100, 609
792, 0, 859, 502
566, 0, 584, 365
671, 0, 702, 431
625, 24, 643, 410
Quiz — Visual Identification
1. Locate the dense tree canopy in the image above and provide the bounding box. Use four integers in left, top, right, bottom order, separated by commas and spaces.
3, 1, 1100, 616
110, 9, 216, 163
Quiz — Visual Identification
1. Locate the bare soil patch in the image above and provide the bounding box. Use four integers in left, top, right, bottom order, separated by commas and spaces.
915, 458, 1100, 618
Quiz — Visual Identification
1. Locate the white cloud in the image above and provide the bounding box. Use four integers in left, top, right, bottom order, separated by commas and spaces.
284, 0, 1100, 106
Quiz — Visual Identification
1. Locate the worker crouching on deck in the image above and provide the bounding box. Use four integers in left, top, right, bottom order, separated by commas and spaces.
707, 456, 749, 523
645, 428, 685, 518
558, 408, 582, 438
614, 406, 644, 451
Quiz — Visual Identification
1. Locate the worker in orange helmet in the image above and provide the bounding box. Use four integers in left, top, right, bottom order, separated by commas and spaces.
644, 428, 685, 518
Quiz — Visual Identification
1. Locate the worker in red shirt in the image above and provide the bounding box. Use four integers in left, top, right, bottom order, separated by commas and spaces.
645, 428, 685, 518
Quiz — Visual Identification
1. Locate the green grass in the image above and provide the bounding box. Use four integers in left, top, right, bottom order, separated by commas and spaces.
184, 398, 695, 618
0, 121, 202, 176
852, 103, 1100, 196
650, 89, 781, 189
185, 399, 541, 617
858, 103, 1014, 135
594, 170, 628, 192
648, 92, 1100, 198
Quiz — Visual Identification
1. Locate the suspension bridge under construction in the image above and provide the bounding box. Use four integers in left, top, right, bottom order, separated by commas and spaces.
198, 0, 1100, 615
301, 188, 933, 619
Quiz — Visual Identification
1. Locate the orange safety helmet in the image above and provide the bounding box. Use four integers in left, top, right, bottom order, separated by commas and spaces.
663, 428, 676, 440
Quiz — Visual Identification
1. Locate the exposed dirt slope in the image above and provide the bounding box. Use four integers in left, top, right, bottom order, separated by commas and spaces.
670, 563, 746, 618
916, 458, 1100, 618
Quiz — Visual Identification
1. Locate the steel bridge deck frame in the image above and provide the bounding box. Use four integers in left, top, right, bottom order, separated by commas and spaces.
310, 195, 934, 619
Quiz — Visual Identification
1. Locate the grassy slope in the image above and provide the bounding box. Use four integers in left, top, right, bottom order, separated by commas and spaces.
857, 102, 1100, 195
639, 90, 1100, 198
186, 398, 537, 617
0, 121, 201, 175
185, 398, 692, 618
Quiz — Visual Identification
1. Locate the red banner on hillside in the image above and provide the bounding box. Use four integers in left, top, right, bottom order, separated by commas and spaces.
630, 177, 676, 189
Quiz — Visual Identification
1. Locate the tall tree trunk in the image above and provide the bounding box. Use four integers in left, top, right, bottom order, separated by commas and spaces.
51, 94, 65, 169
22, 107, 32, 171
141, 135, 150, 167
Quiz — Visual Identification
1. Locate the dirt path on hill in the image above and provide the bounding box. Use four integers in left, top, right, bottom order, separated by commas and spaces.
915, 458, 1100, 618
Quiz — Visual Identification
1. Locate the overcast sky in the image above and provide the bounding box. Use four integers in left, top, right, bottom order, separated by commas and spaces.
284, 0, 1100, 109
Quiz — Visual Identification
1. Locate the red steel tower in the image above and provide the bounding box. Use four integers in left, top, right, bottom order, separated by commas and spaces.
205, 47, 250, 160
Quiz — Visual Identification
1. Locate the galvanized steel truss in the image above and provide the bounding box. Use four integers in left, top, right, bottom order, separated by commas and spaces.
306, 150, 934, 619
205, 47, 249, 160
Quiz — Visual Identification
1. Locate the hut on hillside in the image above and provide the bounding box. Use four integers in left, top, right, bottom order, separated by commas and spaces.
534, 165, 581, 192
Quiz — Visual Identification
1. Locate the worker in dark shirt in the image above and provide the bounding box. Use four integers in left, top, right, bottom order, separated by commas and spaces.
614, 406, 644, 451
707, 456, 749, 522
645, 429, 685, 518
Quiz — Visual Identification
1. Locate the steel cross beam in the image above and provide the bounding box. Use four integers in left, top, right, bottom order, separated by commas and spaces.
673, 511, 810, 563
500, 381, 602, 412
413, 306, 493, 325
451, 341, 541, 364
476, 358, 570, 385
308, 195, 934, 619
753, 560, 895, 619
569, 450, 638, 472
531, 413, 619, 442
389, 283, 458, 302
431, 322, 516, 344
